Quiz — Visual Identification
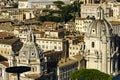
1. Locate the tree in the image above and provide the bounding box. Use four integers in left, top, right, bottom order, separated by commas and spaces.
53, 1, 64, 5
70, 69, 113, 80
53, 1, 64, 9
39, 1, 82, 23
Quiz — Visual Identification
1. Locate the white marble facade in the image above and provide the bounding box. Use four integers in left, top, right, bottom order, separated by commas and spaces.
84, 6, 119, 75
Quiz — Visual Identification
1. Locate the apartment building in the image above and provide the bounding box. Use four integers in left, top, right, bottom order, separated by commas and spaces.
112, 3, 120, 18
64, 22, 75, 33
57, 58, 78, 80
75, 18, 92, 33
0, 61, 9, 80
66, 35, 84, 57
18, 29, 69, 59
81, 0, 115, 19
0, 32, 23, 59
18, 0, 28, 8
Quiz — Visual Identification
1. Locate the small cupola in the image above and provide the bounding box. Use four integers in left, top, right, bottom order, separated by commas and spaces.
97, 6, 104, 20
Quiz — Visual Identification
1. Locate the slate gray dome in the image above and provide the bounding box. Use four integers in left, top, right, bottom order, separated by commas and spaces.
86, 7, 113, 38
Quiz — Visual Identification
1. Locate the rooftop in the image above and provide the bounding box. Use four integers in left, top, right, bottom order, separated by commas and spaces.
110, 21, 120, 26
25, 73, 41, 79
72, 55, 83, 61
0, 19, 11, 23
44, 50, 63, 55
42, 21, 56, 26
0, 32, 14, 39
0, 55, 7, 62
0, 61, 9, 67
0, 37, 20, 45
75, 18, 86, 20
58, 58, 77, 67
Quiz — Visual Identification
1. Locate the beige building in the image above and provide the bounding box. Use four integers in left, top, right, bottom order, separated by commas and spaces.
18, 0, 28, 9
81, 0, 115, 19
75, 18, 92, 33
110, 21, 120, 36
0, 61, 9, 80
112, 3, 120, 18
18, 29, 68, 56
0, 32, 22, 59
64, 22, 75, 33
57, 58, 78, 80
66, 35, 84, 57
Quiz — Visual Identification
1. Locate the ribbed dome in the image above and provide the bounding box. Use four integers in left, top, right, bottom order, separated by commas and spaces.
86, 7, 113, 38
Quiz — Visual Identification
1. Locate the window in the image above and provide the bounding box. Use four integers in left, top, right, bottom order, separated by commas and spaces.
0, 68, 2, 77
73, 47, 75, 49
46, 46, 48, 49
54, 46, 57, 49
91, 42, 95, 48
32, 53, 34, 55
59, 46, 61, 50
32, 66, 37, 72
42, 45, 45, 48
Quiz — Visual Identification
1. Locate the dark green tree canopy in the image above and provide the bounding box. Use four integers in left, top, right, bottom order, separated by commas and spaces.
53, 1, 64, 5
70, 69, 113, 80
39, 0, 82, 23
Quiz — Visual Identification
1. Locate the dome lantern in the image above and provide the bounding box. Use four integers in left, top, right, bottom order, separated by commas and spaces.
97, 6, 104, 20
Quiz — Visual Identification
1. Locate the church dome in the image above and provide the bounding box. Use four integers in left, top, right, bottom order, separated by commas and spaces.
86, 7, 113, 38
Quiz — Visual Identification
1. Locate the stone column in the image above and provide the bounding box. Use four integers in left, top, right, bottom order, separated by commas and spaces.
102, 43, 107, 73
101, 32, 108, 73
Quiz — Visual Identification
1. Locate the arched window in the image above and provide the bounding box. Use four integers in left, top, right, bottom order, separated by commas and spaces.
91, 42, 95, 48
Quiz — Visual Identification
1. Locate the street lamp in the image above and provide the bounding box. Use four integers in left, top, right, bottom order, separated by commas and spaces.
6, 66, 30, 80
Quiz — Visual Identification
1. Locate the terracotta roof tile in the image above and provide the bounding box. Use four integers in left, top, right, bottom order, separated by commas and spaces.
76, 18, 86, 20
42, 21, 56, 26
0, 61, 9, 67
0, 32, 14, 39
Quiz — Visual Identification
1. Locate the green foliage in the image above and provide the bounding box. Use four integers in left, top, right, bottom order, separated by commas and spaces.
12, 3, 18, 8
39, 1, 82, 23
53, 1, 64, 5
53, 1, 64, 9
70, 69, 113, 80
39, 15, 61, 22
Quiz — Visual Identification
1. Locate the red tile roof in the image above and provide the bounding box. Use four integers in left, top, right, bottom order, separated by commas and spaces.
0, 61, 9, 67
0, 32, 14, 39
42, 21, 56, 26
